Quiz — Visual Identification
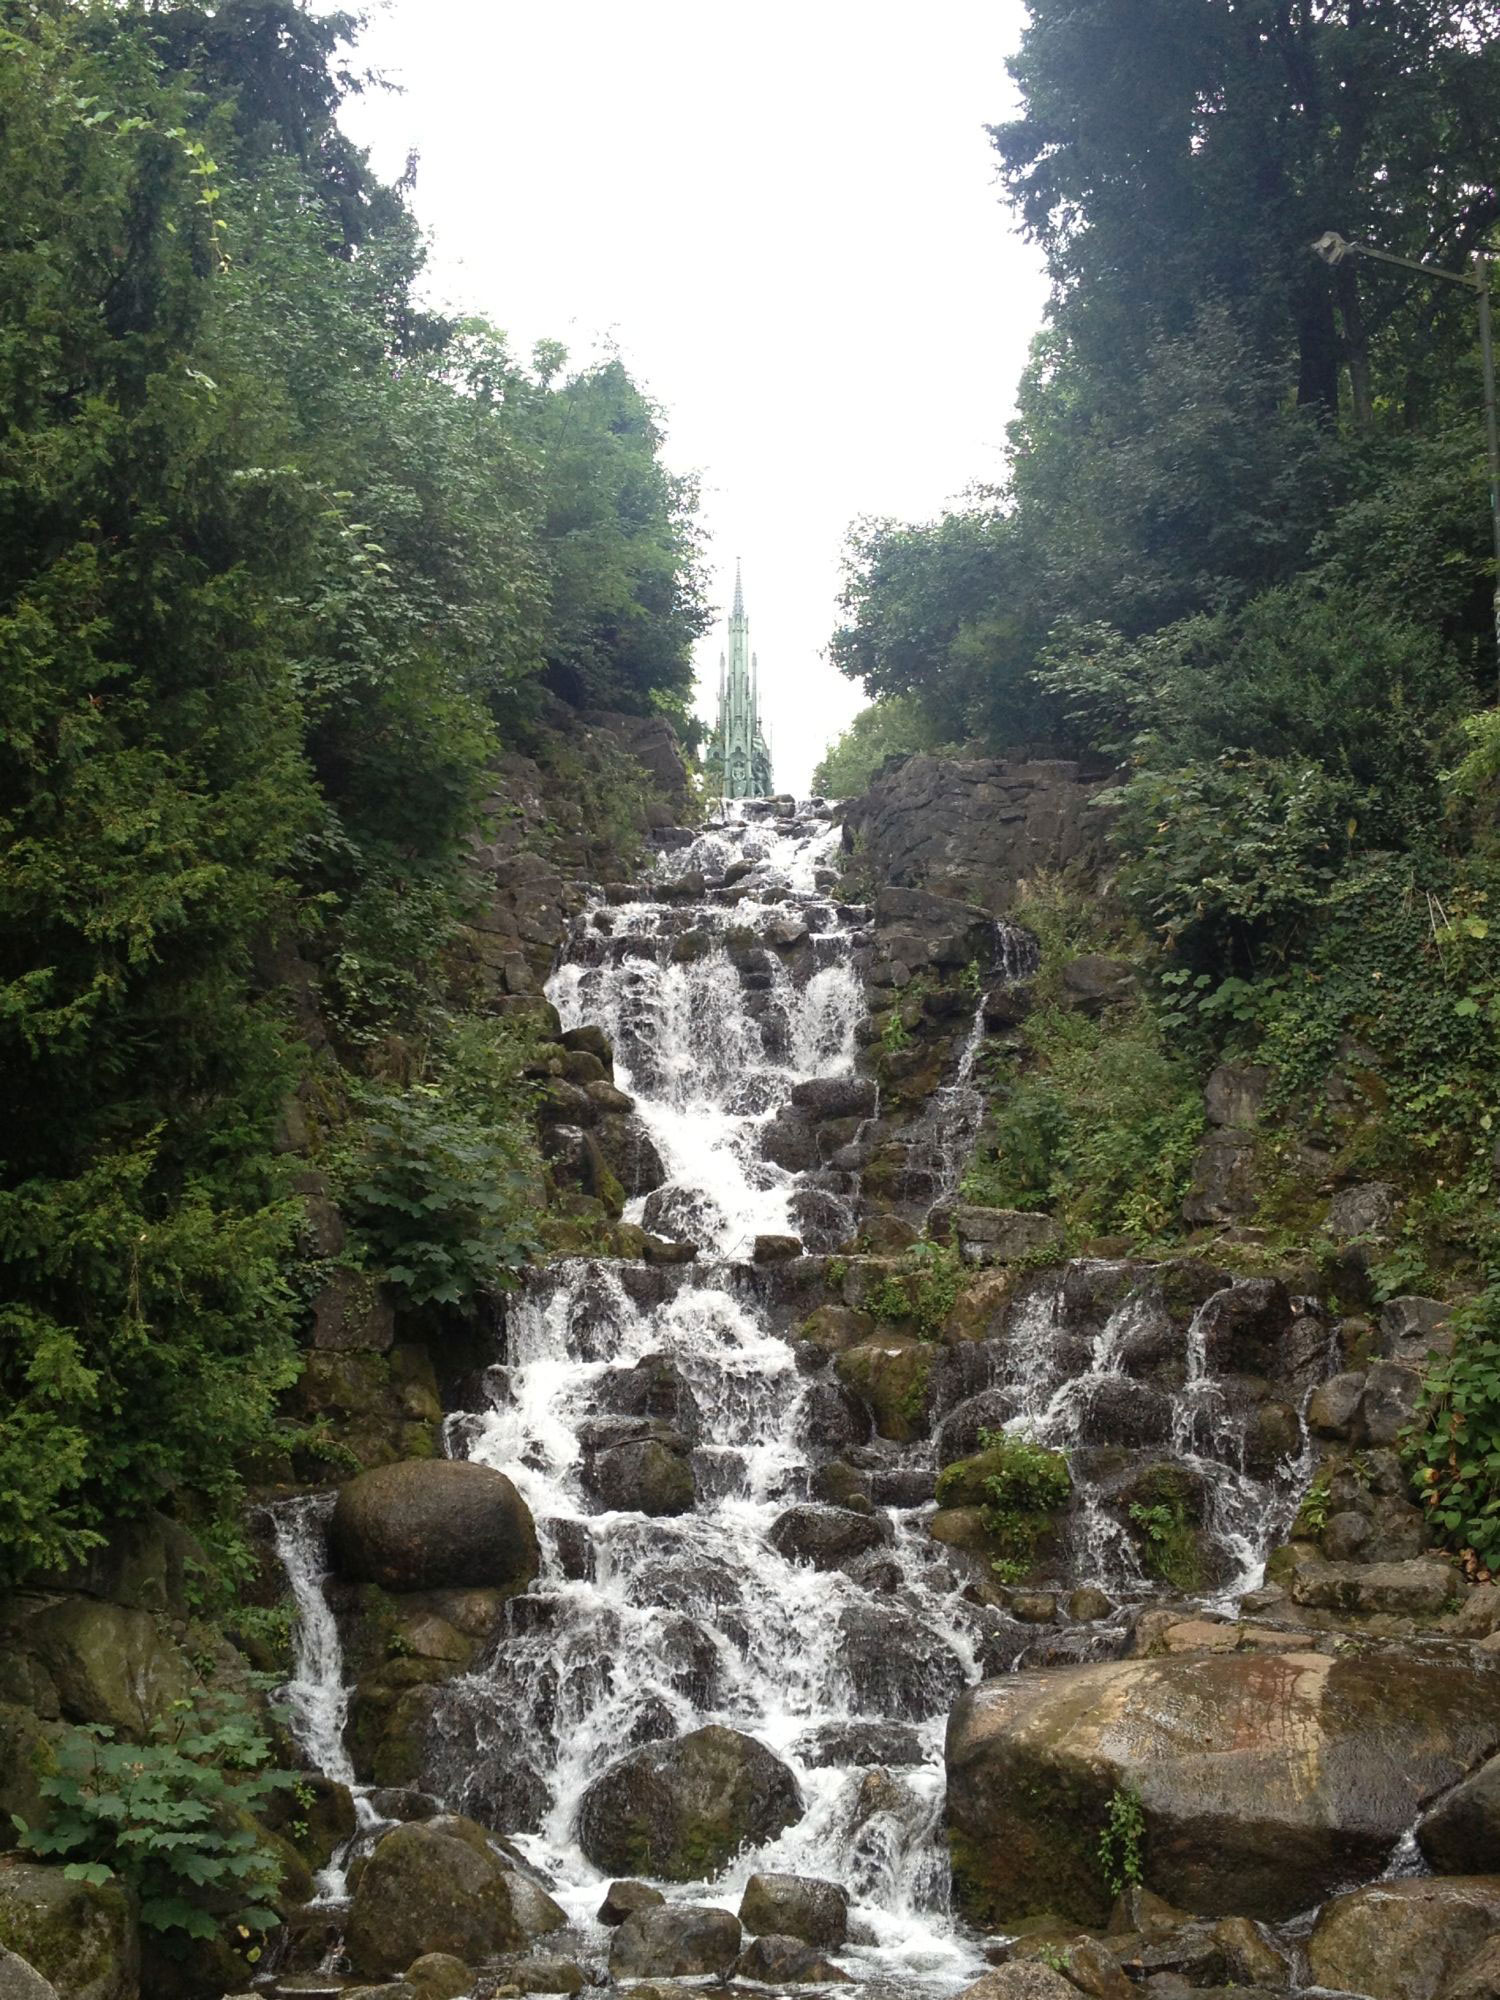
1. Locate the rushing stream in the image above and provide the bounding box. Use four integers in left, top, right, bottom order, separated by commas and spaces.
271, 798, 1323, 1993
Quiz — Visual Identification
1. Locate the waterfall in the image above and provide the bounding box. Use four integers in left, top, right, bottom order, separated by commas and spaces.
440, 802, 986, 1987
270, 795, 1323, 1993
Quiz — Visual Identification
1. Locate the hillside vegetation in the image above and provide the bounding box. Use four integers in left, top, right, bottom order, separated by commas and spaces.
0, 0, 708, 1588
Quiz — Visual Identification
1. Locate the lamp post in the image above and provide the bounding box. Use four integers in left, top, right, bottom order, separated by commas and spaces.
1312, 230, 1500, 672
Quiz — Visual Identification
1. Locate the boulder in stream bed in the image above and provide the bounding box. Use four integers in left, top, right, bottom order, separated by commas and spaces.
739, 1871, 850, 1945
576, 1723, 802, 1880
331, 1460, 538, 1594
607, 1903, 743, 1979
344, 1816, 530, 1975
1308, 1877, 1500, 2000
736, 1933, 853, 1983
946, 1648, 1500, 1925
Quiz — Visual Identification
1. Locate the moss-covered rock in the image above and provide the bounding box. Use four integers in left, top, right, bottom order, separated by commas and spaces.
0, 1863, 138, 2000
576, 1726, 802, 1881
344, 1817, 527, 1977
834, 1338, 934, 1441
0, 1707, 59, 1851
0, 1598, 190, 1737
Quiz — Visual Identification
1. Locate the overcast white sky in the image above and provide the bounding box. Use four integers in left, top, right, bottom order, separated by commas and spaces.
341, 0, 1048, 794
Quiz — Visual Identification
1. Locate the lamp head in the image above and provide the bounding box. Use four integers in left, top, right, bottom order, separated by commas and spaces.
1312, 231, 1351, 266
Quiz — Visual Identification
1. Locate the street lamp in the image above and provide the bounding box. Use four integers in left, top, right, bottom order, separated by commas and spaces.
1312, 229, 1500, 669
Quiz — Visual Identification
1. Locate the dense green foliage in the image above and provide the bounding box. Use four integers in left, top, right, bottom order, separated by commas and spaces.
0, 1, 706, 1584
961, 884, 1204, 1244
1405, 1281, 1500, 1568
15, 1692, 293, 1949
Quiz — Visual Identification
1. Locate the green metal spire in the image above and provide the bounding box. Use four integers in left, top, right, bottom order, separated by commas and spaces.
714, 559, 773, 798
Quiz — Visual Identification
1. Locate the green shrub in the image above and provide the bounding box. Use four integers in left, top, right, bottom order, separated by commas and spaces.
811, 694, 951, 796
865, 1241, 964, 1339
937, 1429, 1073, 1577
1097, 1786, 1146, 1894
345, 1015, 542, 1307
1128, 1479, 1202, 1592
963, 1005, 1202, 1245
1404, 1281, 1500, 1570
15, 1691, 295, 1951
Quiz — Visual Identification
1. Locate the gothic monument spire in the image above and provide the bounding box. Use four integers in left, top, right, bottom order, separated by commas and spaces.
714, 559, 773, 798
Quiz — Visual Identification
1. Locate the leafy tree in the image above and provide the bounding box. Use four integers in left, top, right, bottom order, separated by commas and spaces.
0, 1, 706, 1587
812, 696, 949, 795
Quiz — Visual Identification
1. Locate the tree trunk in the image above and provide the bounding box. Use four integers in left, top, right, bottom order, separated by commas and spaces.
1336, 261, 1373, 427
1295, 280, 1341, 421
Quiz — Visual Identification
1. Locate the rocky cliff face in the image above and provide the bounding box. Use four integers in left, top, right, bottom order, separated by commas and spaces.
838, 752, 1115, 912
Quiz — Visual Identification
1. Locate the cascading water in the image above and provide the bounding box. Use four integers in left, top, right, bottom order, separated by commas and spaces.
270, 796, 1327, 1992
440, 802, 990, 1988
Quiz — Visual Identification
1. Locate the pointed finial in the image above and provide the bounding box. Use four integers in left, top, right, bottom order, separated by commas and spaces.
733, 558, 744, 619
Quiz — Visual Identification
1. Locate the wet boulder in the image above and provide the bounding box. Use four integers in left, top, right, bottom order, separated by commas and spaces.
1194, 1279, 1292, 1376
506, 1957, 583, 1995
937, 1389, 1021, 1465
795, 1721, 924, 1768
1067, 1374, 1173, 1449
790, 1077, 878, 1120
331, 1460, 539, 1594
341, 1817, 531, 1976
835, 1337, 935, 1441
607, 1903, 742, 1980
946, 1649, 1500, 1926
768, 1504, 892, 1572
593, 1111, 666, 1200
593, 1355, 701, 1440
739, 1871, 850, 1946
838, 1599, 966, 1719
641, 1181, 725, 1246
1308, 1877, 1500, 2000
580, 1419, 696, 1516
596, 1880, 665, 1926
762, 1112, 819, 1171
576, 1725, 803, 1880
737, 1934, 852, 1983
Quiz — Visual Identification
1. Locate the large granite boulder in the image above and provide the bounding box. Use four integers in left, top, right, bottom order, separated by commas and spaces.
0, 1865, 137, 2000
343, 1817, 527, 1975
1307, 1877, 1500, 2000
576, 1725, 802, 1880
607, 1904, 742, 1980
946, 1649, 1500, 1925
331, 1460, 539, 1594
